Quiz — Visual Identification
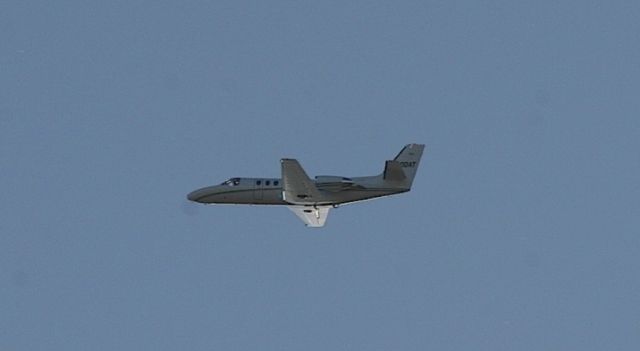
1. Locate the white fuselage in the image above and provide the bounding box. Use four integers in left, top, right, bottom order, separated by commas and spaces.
187, 176, 408, 206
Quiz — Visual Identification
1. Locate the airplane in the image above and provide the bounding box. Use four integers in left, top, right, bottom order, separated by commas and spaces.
187, 143, 425, 227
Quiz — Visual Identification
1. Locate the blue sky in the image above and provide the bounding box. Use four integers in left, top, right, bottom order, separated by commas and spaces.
2, 1, 639, 350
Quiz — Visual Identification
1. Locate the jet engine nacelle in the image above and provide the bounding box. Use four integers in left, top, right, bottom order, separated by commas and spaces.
314, 176, 353, 184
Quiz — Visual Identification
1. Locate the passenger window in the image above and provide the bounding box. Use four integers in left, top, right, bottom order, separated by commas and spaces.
274, 181, 279, 186
266, 180, 270, 186
256, 180, 261, 186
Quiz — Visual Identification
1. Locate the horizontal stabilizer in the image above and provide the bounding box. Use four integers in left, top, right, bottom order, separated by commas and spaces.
281, 159, 322, 204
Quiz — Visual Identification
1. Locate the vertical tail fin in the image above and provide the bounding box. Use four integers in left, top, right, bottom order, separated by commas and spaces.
385, 143, 425, 188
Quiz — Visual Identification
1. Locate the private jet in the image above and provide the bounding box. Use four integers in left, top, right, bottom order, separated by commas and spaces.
187, 143, 425, 227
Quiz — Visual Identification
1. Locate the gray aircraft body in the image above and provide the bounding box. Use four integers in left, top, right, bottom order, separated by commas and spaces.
187, 143, 425, 227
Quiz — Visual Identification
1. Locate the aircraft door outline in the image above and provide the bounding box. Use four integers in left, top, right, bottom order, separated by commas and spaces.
253, 179, 263, 200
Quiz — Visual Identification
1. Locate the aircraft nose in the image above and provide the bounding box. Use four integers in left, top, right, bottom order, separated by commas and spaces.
187, 190, 199, 202
188, 185, 224, 203
187, 185, 221, 203
187, 187, 211, 202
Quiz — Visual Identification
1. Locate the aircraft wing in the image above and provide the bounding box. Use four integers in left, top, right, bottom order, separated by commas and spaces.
281, 158, 323, 204
287, 206, 331, 227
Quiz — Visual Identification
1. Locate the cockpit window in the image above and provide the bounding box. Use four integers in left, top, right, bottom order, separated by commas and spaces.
221, 178, 241, 186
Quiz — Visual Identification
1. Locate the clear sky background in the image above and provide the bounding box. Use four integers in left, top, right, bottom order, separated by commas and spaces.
2, 1, 639, 350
